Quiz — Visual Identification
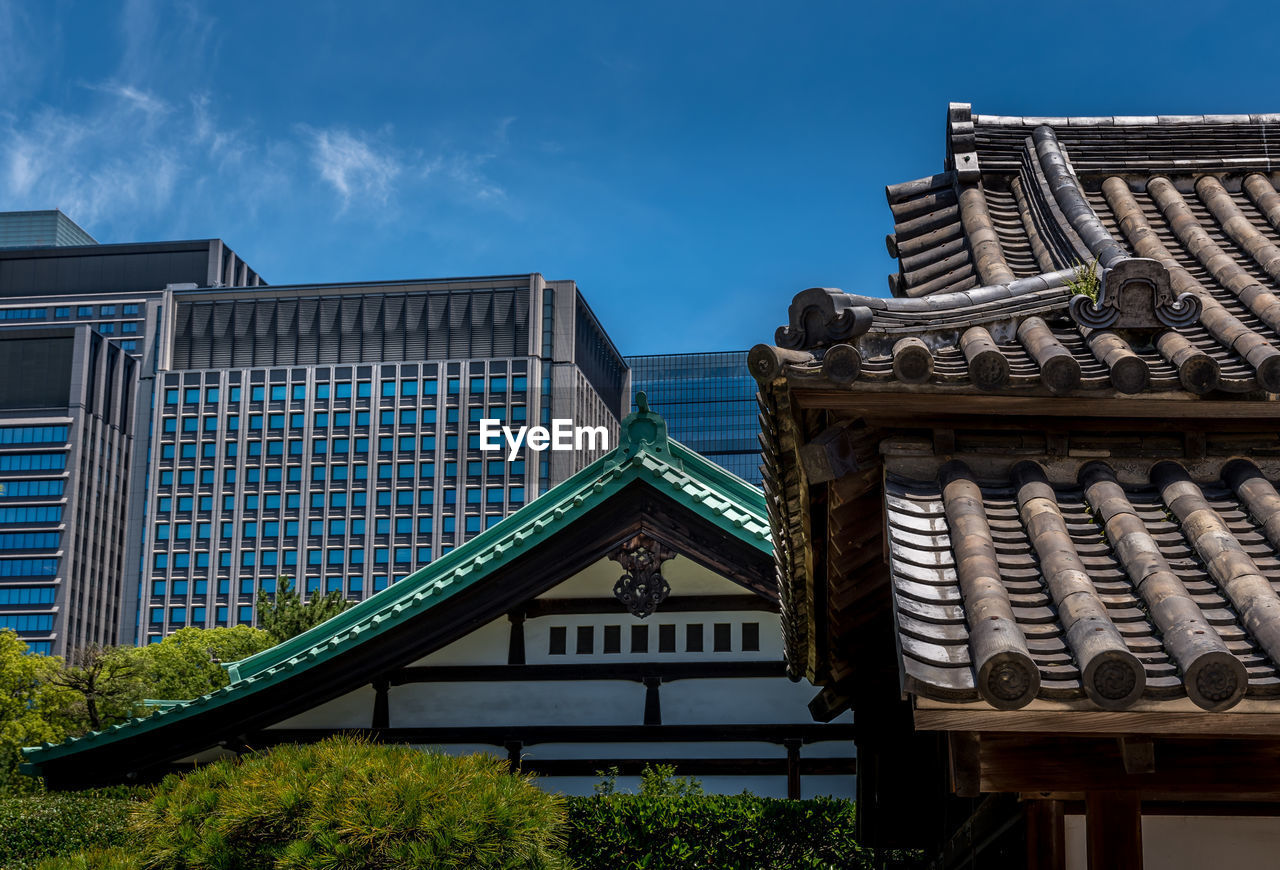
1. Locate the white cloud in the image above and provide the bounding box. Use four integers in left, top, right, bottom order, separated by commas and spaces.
304, 128, 402, 209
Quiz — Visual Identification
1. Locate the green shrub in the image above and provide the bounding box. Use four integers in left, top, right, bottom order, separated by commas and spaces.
565, 789, 868, 870
131, 736, 569, 869
0, 794, 138, 870
34, 847, 141, 870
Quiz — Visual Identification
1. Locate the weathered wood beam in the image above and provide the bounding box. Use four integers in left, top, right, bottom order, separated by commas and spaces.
1086, 791, 1142, 870
250, 723, 857, 747
913, 706, 1280, 736
388, 660, 787, 685
1026, 799, 1066, 870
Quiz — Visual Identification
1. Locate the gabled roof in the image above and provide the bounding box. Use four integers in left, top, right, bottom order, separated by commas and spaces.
23, 399, 770, 785
754, 103, 1280, 398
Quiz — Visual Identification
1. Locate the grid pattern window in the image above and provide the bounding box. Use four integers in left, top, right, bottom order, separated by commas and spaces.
625, 351, 762, 485
146, 359, 541, 635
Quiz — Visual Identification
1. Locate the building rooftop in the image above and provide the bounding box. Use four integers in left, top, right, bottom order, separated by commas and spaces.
0, 210, 96, 249
763, 104, 1280, 398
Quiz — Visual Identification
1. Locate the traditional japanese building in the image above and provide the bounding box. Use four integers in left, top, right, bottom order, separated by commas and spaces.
23, 401, 854, 797
751, 104, 1280, 868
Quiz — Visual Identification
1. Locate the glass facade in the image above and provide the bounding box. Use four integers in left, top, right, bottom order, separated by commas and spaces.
626, 352, 762, 485
141, 277, 625, 642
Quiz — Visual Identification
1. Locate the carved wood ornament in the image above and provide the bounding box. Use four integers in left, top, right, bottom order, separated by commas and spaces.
610, 534, 676, 618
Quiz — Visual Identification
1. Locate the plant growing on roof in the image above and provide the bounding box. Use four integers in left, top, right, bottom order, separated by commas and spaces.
1065, 257, 1100, 303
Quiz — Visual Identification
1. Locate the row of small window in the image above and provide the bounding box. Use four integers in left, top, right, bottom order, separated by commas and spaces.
0, 558, 58, 577
155, 466, 521, 503
0, 532, 60, 550
0, 506, 62, 525
0, 427, 68, 445
0, 585, 56, 605
0, 479, 65, 499
154, 546, 432, 570
92, 322, 139, 335
0, 454, 66, 472
161, 442, 525, 479
152, 574, 395, 600
162, 377, 529, 409
161, 406, 526, 434
0, 613, 53, 632
549, 622, 762, 656
0, 305, 140, 321
160, 516, 437, 540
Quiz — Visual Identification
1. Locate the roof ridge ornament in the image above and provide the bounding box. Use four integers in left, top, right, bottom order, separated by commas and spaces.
947, 102, 980, 182
610, 533, 676, 618
614, 392, 675, 465
775, 287, 874, 350
1068, 257, 1201, 330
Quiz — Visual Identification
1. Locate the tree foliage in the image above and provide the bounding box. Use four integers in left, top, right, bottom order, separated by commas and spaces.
255, 575, 352, 644
0, 626, 274, 793
0, 631, 67, 792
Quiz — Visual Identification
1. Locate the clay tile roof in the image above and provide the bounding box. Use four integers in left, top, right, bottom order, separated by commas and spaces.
755, 103, 1280, 399
885, 457, 1280, 713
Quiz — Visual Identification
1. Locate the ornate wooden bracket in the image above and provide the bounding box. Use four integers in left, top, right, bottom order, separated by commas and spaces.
1069, 257, 1201, 330
610, 534, 676, 618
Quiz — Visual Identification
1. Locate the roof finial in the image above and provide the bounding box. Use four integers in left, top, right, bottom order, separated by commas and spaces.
636, 391, 650, 413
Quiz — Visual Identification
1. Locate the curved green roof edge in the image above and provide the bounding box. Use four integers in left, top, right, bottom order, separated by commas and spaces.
23, 401, 769, 770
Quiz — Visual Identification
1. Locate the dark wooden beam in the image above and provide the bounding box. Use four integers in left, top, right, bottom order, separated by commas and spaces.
948, 731, 980, 798
1086, 791, 1141, 870
784, 738, 802, 799
245, 723, 857, 748
506, 610, 525, 665
1025, 799, 1066, 870
914, 706, 1280, 737
388, 660, 787, 685
371, 680, 389, 730
977, 733, 1280, 796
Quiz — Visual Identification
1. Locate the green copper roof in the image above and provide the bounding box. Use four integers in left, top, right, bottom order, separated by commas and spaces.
24, 399, 768, 770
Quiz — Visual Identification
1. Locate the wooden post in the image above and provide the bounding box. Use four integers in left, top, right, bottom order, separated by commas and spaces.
371, 679, 389, 730
505, 740, 523, 774
1085, 791, 1141, 870
784, 738, 802, 799
1026, 799, 1065, 870
643, 676, 662, 726
507, 609, 526, 665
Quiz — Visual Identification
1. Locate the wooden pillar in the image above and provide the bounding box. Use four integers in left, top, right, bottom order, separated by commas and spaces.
1026, 799, 1065, 870
1085, 791, 1141, 870
371, 679, 389, 730
505, 740, 523, 774
507, 609, 526, 665
643, 676, 662, 726
784, 738, 802, 799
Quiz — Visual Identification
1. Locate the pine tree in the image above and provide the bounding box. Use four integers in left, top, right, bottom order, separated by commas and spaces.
255, 575, 352, 644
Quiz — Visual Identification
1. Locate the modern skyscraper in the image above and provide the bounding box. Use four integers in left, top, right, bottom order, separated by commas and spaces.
625, 352, 761, 484
137, 274, 628, 643
0, 230, 263, 654
0, 325, 138, 655
0, 210, 97, 249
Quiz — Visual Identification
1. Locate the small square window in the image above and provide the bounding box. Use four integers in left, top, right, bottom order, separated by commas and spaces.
658, 624, 676, 653
549, 626, 567, 656
576, 625, 594, 655
713, 623, 732, 652
686, 624, 704, 653
742, 622, 760, 652
630, 625, 649, 654
603, 625, 621, 654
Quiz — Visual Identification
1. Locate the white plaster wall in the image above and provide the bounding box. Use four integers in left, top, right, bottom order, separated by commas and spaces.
1064, 814, 1280, 870
270, 684, 377, 729
390, 680, 644, 726
661, 677, 817, 725
410, 617, 509, 666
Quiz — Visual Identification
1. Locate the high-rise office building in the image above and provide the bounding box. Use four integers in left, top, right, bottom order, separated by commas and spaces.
0, 231, 263, 654
0, 210, 97, 249
138, 275, 628, 643
625, 352, 761, 484
0, 326, 138, 655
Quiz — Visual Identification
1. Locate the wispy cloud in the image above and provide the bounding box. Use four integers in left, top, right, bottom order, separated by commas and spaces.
304, 127, 402, 209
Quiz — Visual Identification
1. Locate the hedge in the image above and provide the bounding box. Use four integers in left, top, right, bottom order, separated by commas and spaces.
0, 793, 141, 870
1, 753, 870, 870
564, 793, 867, 869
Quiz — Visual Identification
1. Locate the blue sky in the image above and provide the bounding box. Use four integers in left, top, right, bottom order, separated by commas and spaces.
0, 0, 1272, 355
